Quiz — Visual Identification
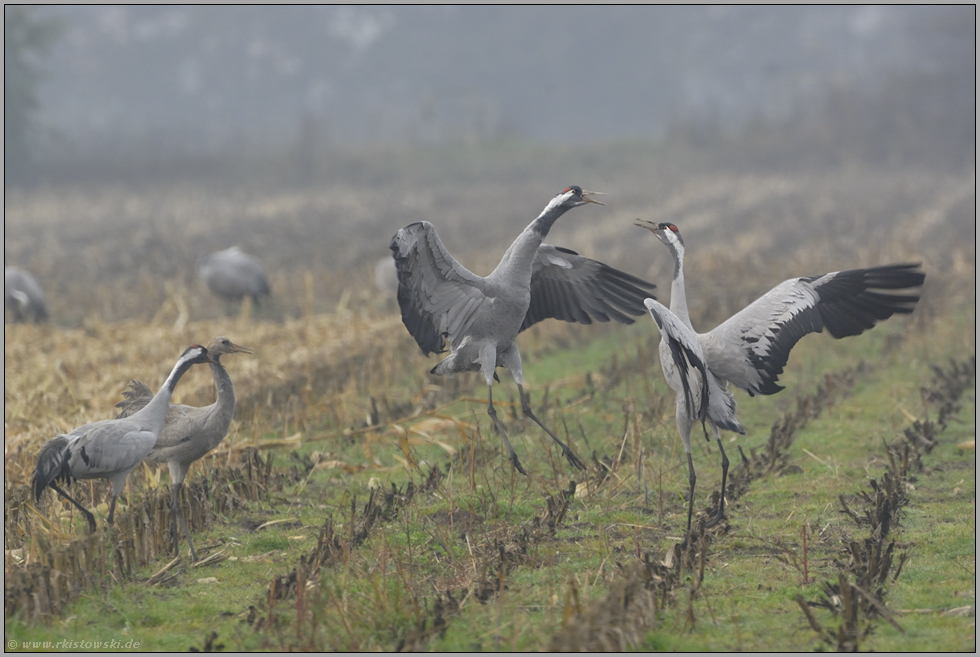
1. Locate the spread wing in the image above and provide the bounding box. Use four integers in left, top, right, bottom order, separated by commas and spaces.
521, 245, 657, 331
390, 221, 490, 356
704, 263, 925, 396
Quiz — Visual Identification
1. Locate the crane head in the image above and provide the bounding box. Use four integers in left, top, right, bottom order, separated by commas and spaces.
560, 185, 606, 207
634, 219, 684, 247
206, 336, 254, 363
180, 344, 218, 365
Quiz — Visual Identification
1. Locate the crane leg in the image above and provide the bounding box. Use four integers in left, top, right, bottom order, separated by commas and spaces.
50, 483, 97, 534
107, 495, 118, 526
706, 428, 729, 528
517, 384, 586, 471
171, 482, 199, 562
486, 385, 527, 476
683, 451, 697, 547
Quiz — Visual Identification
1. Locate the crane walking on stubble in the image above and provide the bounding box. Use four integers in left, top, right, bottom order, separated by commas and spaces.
198, 247, 271, 305
390, 186, 656, 475
5, 266, 48, 324
31, 345, 215, 534
636, 220, 925, 541
115, 337, 252, 561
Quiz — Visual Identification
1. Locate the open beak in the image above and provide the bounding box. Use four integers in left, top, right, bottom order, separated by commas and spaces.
634, 218, 659, 233
581, 190, 606, 206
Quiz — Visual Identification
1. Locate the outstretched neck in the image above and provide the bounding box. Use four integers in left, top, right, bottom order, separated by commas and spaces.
529, 195, 576, 238
667, 242, 693, 328
492, 199, 575, 280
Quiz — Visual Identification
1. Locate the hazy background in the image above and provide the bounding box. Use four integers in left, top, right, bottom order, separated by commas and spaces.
4, 5, 975, 327
7, 5, 974, 183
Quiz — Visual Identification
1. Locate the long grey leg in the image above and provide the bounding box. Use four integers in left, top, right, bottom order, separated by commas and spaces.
486, 384, 527, 476
50, 483, 97, 534
684, 451, 696, 545
497, 342, 584, 472
171, 482, 199, 562
676, 409, 697, 546
706, 425, 729, 528
107, 494, 118, 526
516, 384, 585, 471
480, 343, 527, 476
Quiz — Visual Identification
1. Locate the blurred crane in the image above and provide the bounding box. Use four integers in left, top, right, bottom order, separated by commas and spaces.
5, 266, 48, 323
198, 246, 271, 305
391, 186, 656, 475
31, 345, 215, 533
116, 336, 252, 561
636, 219, 925, 541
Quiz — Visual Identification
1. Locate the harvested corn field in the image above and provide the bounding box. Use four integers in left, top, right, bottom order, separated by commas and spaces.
4, 153, 975, 651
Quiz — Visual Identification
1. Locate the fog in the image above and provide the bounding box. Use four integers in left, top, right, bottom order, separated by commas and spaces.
7, 5, 974, 182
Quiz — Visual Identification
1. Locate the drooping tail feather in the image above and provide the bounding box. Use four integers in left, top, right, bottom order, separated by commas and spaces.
31, 435, 72, 502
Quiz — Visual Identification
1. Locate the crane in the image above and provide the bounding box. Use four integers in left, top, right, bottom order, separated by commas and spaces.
5, 266, 48, 323
198, 246, 271, 305
31, 345, 215, 534
115, 336, 252, 561
390, 186, 656, 475
636, 219, 925, 540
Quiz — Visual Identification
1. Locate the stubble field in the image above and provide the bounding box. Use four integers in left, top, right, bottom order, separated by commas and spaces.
4, 143, 976, 651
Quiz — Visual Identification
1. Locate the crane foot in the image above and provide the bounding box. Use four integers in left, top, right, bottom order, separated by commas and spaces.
563, 448, 587, 471
510, 452, 528, 476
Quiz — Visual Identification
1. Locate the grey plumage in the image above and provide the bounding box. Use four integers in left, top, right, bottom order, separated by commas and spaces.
637, 219, 925, 538
31, 345, 215, 534
391, 186, 656, 474
198, 246, 271, 304
5, 266, 48, 323
115, 336, 252, 561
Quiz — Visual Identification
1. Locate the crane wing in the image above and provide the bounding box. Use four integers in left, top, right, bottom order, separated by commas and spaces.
114, 380, 153, 418
65, 420, 157, 481
145, 404, 206, 455
704, 263, 924, 396
521, 245, 656, 331
645, 298, 709, 428
114, 379, 190, 427
390, 221, 489, 356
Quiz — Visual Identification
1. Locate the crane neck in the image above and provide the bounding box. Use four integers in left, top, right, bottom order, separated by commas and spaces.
529, 197, 576, 238
134, 354, 200, 433
492, 199, 576, 281
666, 240, 693, 329
208, 360, 237, 424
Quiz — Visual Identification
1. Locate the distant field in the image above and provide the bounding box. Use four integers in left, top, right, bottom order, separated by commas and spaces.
5, 143, 974, 326
4, 146, 975, 650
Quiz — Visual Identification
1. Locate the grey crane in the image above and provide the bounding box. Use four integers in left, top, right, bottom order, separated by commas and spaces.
115, 336, 252, 561
31, 345, 215, 534
198, 246, 271, 304
5, 266, 48, 323
390, 186, 656, 475
636, 219, 925, 540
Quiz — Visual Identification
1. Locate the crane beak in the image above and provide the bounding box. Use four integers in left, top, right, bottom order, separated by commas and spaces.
224, 341, 254, 355
580, 190, 606, 206
634, 218, 658, 232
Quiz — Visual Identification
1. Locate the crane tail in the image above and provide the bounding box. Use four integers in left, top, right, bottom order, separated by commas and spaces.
31, 436, 73, 502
